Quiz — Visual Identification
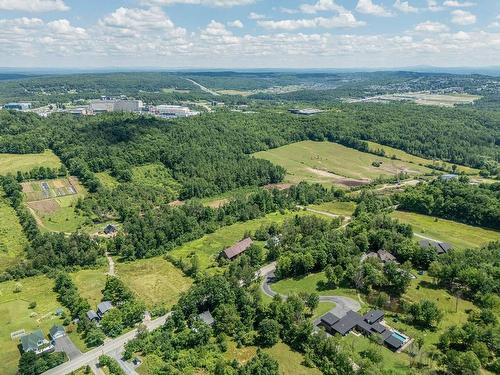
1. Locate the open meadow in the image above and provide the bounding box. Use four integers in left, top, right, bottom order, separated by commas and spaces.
0, 150, 62, 175
131, 163, 181, 197
116, 257, 192, 309
0, 189, 28, 272
254, 141, 433, 187
0, 276, 63, 375
71, 267, 108, 308
391, 211, 500, 249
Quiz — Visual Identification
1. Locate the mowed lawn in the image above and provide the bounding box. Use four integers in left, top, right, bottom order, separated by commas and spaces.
392, 211, 500, 249
0, 189, 28, 272
169, 211, 317, 272
0, 150, 62, 175
366, 141, 478, 175
271, 271, 361, 303
254, 141, 432, 186
116, 257, 192, 309
0, 276, 63, 375
307, 201, 357, 217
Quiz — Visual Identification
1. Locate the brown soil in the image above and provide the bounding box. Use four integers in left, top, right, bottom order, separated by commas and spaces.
28, 199, 60, 214
263, 183, 293, 191
168, 200, 185, 207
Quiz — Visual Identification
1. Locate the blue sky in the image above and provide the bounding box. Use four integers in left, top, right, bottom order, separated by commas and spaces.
0, 0, 499, 68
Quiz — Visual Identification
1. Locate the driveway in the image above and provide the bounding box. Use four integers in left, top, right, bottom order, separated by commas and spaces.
260, 263, 361, 320
54, 335, 82, 360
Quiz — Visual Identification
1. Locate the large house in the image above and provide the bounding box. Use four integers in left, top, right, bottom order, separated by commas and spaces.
221, 238, 253, 260
21, 330, 54, 355
317, 309, 409, 351
419, 239, 452, 255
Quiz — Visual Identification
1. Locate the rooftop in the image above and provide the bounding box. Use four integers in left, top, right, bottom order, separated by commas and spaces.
363, 310, 384, 324
198, 310, 215, 325
223, 238, 253, 260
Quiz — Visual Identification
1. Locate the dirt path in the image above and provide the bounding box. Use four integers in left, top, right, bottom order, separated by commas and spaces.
106, 252, 115, 276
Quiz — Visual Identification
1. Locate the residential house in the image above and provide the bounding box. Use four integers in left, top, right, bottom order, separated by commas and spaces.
377, 250, 398, 264
221, 238, 253, 260
104, 224, 117, 236
97, 301, 113, 318
198, 311, 215, 326
419, 239, 452, 255
21, 330, 54, 355
49, 325, 66, 340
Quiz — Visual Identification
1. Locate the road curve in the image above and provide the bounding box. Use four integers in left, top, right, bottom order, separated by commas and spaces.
42, 314, 170, 375
260, 263, 361, 318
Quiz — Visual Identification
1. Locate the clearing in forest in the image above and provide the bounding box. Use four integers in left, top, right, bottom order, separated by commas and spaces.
24, 177, 88, 233
0, 150, 62, 175
116, 257, 192, 309
254, 141, 433, 187
0, 189, 28, 272
131, 163, 181, 197
0, 276, 63, 375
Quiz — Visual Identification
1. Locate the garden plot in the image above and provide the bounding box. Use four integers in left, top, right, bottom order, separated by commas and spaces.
22, 177, 78, 202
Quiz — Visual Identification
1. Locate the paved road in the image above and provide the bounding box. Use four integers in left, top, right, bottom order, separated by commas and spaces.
42, 314, 169, 375
111, 349, 140, 375
185, 78, 220, 96
54, 335, 82, 361
260, 263, 361, 319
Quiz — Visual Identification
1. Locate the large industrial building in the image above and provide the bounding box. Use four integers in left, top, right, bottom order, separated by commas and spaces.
3, 102, 32, 111
153, 105, 199, 118
89, 98, 143, 113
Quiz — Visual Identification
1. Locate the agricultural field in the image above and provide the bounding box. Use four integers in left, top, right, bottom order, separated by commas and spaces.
0, 150, 62, 175
0, 276, 63, 375
254, 141, 433, 187
391, 211, 500, 249
366, 141, 478, 175
131, 163, 181, 197
169, 210, 316, 272
0, 190, 28, 272
23, 177, 88, 233
115, 257, 192, 309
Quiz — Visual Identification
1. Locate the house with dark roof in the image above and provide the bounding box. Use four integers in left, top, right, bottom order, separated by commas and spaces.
363, 310, 384, 325
49, 325, 65, 340
21, 330, 54, 355
221, 238, 253, 260
318, 312, 340, 335
104, 224, 117, 235
198, 311, 215, 326
87, 310, 99, 321
383, 331, 409, 351
419, 239, 452, 255
330, 310, 363, 336
97, 301, 113, 318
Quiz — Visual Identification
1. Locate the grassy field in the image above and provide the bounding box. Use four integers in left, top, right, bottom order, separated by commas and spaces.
254, 141, 433, 187
271, 271, 361, 303
169, 211, 316, 272
0, 276, 63, 375
95, 172, 120, 189
0, 150, 62, 175
392, 211, 500, 249
25, 177, 88, 233
71, 267, 107, 308
366, 141, 478, 175
116, 257, 192, 309
0, 189, 28, 272
132, 163, 181, 197
307, 201, 357, 217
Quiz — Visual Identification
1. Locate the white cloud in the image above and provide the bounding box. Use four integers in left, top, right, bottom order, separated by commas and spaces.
143, 0, 254, 7
258, 13, 365, 31
47, 19, 87, 37
443, 1, 476, 8
299, 0, 346, 14
227, 19, 244, 28
0, 0, 68, 12
393, 0, 418, 13
415, 21, 449, 32
451, 9, 476, 25
426, 0, 443, 12
356, 0, 393, 17
248, 12, 265, 20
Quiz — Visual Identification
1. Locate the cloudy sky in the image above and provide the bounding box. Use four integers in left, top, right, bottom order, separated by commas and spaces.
0, 0, 499, 68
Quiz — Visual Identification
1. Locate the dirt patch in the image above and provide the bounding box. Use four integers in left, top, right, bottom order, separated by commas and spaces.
52, 180, 65, 188
21, 182, 34, 193
306, 168, 370, 187
168, 200, 185, 207
28, 199, 60, 214
264, 183, 293, 191
206, 199, 229, 208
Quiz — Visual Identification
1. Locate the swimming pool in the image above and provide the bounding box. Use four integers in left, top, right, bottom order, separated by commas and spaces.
391, 331, 408, 343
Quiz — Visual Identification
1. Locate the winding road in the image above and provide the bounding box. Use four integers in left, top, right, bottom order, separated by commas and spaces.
260, 263, 361, 319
